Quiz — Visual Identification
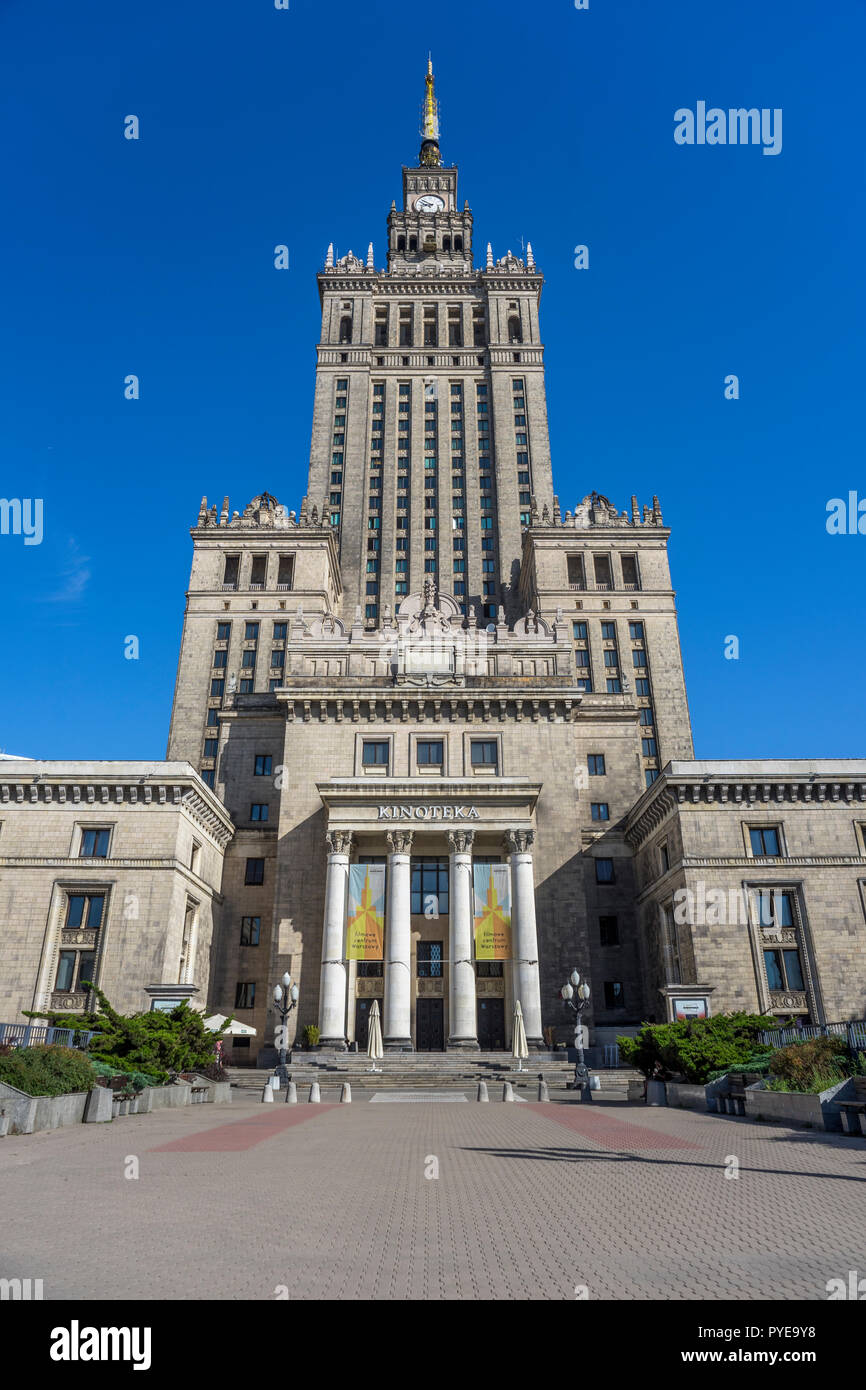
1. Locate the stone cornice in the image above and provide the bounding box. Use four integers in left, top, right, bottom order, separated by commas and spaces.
275, 690, 581, 724
0, 776, 234, 850
626, 775, 866, 849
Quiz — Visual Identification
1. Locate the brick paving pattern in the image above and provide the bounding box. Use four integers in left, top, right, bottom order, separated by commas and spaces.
1, 1097, 863, 1300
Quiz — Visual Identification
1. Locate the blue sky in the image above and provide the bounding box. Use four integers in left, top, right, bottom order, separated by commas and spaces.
1, 0, 863, 760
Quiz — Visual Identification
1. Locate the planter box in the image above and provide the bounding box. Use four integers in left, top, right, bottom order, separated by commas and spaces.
745, 1078, 850, 1132
665, 1082, 706, 1111
0, 1080, 90, 1135
627, 1080, 645, 1102
646, 1079, 667, 1107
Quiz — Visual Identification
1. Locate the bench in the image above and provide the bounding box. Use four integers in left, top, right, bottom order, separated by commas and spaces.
719, 1072, 762, 1116
836, 1079, 866, 1136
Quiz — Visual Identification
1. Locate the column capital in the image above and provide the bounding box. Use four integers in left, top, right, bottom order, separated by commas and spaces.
325, 829, 354, 856
447, 829, 475, 854
504, 828, 535, 855
386, 828, 414, 855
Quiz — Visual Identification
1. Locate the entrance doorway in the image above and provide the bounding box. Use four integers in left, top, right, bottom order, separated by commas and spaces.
354, 998, 383, 1051
477, 998, 506, 1050
416, 998, 444, 1051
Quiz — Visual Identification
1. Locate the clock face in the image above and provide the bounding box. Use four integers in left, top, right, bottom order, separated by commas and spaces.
415, 194, 446, 213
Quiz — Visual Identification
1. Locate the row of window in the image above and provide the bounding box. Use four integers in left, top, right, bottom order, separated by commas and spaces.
221, 555, 294, 591
567, 553, 641, 591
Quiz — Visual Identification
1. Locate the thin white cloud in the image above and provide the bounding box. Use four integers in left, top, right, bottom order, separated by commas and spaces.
43, 538, 91, 603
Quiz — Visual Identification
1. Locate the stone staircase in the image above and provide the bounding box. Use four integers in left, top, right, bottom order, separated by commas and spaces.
225, 1051, 641, 1099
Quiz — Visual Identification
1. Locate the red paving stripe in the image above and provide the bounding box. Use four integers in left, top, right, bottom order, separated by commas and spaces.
149, 1105, 337, 1152
528, 1102, 701, 1151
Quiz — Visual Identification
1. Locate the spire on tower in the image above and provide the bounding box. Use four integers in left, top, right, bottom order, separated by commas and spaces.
419, 55, 442, 168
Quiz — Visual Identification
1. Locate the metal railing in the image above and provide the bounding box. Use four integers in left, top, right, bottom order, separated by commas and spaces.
0, 1023, 95, 1050
758, 1019, 866, 1051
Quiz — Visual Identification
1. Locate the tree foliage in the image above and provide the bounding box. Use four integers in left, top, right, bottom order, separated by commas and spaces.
23, 984, 224, 1085
618, 1013, 776, 1084
0, 1044, 97, 1097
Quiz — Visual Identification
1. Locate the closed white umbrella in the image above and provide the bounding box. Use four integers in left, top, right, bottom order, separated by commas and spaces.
512, 999, 529, 1073
367, 999, 384, 1073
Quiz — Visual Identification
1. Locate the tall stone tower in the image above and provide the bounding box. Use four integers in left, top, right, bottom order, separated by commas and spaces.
166, 61, 694, 1062
305, 58, 554, 623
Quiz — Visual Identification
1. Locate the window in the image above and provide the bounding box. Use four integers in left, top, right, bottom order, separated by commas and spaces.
573, 622, 588, 641
65, 893, 105, 929
645, 769, 659, 787
606, 679, 622, 694
604, 650, 619, 668
628, 621, 644, 641
417, 740, 444, 767
412, 858, 449, 917
595, 858, 615, 884
416, 941, 444, 977
601, 622, 617, 641
241, 650, 256, 669
764, 949, 805, 993
591, 803, 610, 822
357, 961, 383, 978
217, 622, 231, 641
210, 679, 224, 698
206, 708, 219, 727
642, 738, 657, 757
240, 916, 261, 946
55, 951, 96, 994
245, 622, 259, 641
604, 981, 625, 1009
250, 804, 269, 823
476, 960, 504, 978
639, 707, 654, 726
622, 556, 640, 589
575, 650, 590, 668
362, 741, 389, 767
599, 916, 619, 947
245, 858, 265, 885
79, 828, 110, 858
201, 769, 215, 788
632, 649, 646, 668
635, 678, 650, 697
755, 890, 794, 929
203, 739, 218, 759
254, 755, 272, 776
588, 754, 606, 776
235, 982, 256, 1009
750, 826, 782, 857
471, 740, 498, 769
213, 649, 227, 668
659, 842, 670, 874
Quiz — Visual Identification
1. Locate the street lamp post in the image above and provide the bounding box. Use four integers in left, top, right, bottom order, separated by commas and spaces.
561, 969, 593, 1103
273, 972, 300, 1086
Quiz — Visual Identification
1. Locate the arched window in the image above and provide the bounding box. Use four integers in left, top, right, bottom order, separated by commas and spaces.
454, 236, 463, 252
442, 235, 451, 252
397, 235, 406, 252
409, 236, 418, 252
508, 316, 523, 345
339, 316, 353, 344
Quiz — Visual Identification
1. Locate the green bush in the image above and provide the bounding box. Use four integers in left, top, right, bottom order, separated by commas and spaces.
0, 1045, 97, 1097
22, 984, 224, 1085
765, 1035, 850, 1093
618, 1013, 776, 1084
303, 1024, 320, 1049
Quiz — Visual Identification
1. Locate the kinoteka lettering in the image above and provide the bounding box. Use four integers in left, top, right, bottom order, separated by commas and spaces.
377, 804, 480, 821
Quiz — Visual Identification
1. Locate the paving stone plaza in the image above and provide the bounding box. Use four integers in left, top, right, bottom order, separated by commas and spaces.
1, 1094, 863, 1301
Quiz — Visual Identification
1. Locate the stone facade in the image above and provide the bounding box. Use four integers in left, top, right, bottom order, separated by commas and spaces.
626, 761, 866, 1024
0, 762, 233, 1024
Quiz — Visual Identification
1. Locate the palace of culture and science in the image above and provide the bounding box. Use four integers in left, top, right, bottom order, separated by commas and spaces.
2, 64, 864, 1060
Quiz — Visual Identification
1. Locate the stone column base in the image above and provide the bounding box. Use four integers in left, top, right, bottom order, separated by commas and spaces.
318, 1037, 348, 1051
384, 1038, 414, 1052
448, 1037, 480, 1050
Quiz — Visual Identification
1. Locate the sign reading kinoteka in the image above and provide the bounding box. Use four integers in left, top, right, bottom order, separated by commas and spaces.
377, 804, 480, 821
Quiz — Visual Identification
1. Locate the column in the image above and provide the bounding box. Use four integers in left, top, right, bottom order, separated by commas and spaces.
505, 829, 544, 1047
384, 829, 414, 1050
318, 830, 353, 1050
448, 829, 479, 1048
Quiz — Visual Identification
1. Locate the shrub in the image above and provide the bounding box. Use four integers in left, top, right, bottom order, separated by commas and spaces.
0, 1045, 97, 1097
303, 1024, 321, 1049
766, 1035, 850, 1093
22, 984, 224, 1084
618, 1013, 775, 1084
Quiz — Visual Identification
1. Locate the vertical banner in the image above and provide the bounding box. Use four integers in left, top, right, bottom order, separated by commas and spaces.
346, 864, 385, 961
473, 863, 512, 960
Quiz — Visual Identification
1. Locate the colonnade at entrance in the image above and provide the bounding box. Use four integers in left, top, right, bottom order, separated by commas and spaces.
317, 826, 544, 1051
